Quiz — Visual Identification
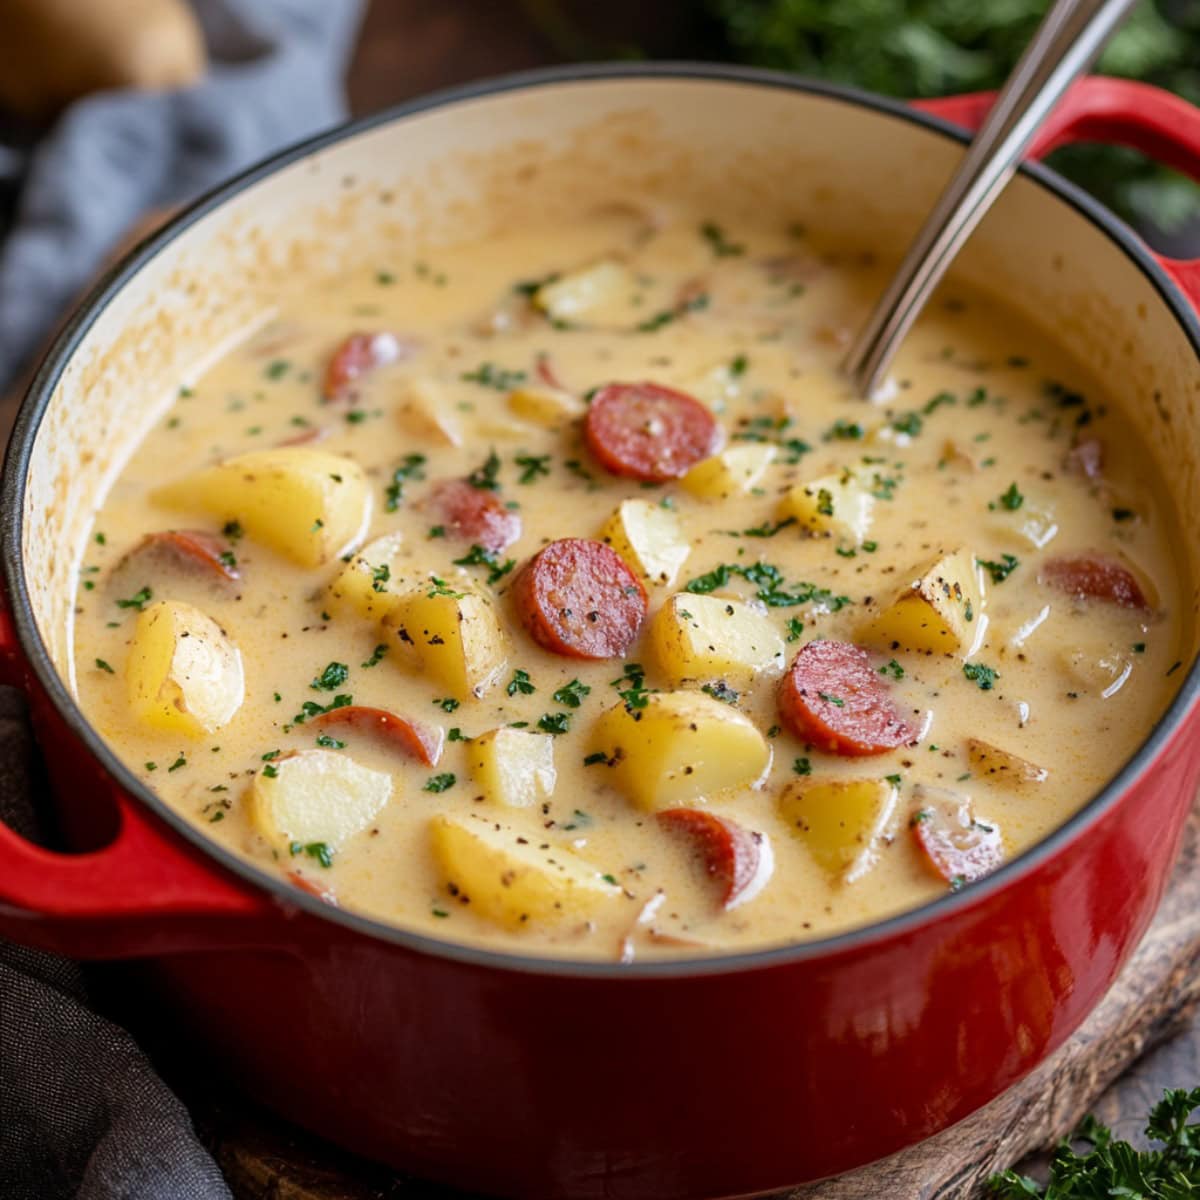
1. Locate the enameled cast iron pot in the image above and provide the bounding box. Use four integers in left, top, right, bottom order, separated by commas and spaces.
3, 66, 1200, 1198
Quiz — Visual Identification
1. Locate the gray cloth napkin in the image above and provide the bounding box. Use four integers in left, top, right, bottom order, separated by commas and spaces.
0, 2, 362, 1195
0, 0, 363, 394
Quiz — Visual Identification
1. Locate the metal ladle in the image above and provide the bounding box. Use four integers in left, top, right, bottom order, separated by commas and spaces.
844, 0, 1136, 398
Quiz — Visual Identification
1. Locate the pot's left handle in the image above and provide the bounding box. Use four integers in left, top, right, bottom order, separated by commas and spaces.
0, 602, 279, 959
915, 76, 1200, 311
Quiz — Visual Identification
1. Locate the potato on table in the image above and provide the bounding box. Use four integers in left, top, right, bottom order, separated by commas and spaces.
126, 600, 244, 737
600, 498, 690, 588
250, 750, 393, 852
588, 690, 769, 810
652, 593, 784, 684
153, 448, 371, 568
778, 776, 897, 883
431, 814, 622, 928
469, 728, 557, 808
862, 547, 983, 656
383, 578, 507, 699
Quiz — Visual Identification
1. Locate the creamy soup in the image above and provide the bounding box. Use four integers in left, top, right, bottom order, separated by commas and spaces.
71, 209, 1187, 960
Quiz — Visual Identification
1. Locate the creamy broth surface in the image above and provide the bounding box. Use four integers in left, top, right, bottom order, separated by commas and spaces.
72, 210, 1188, 960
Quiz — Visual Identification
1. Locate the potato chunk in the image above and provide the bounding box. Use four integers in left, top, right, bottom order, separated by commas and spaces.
652, 593, 784, 684
864, 547, 983, 656
533, 259, 634, 324
966, 738, 1048, 788
684, 361, 745, 414
778, 470, 874, 544
395, 378, 461, 446
600, 499, 690, 588
326, 532, 408, 623
250, 750, 392, 851
126, 600, 244, 737
153, 448, 370, 567
681, 444, 775, 501
383, 579, 507, 699
777, 777, 897, 883
469, 728, 556, 808
588, 690, 769, 810
431, 814, 622, 928
507, 384, 585, 428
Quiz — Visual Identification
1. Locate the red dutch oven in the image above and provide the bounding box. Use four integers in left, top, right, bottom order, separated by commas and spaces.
2, 66, 1200, 1198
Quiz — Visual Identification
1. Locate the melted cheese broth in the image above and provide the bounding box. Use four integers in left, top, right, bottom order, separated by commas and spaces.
72, 210, 1188, 960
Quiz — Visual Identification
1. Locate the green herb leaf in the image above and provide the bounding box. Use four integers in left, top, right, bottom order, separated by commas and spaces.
963, 661, 1000, 691
461, 363, 526, 391
977, 553, 1020, 584
384, 453, 427, 512
311, 662, 349, 692
423, 772, 457, 793
116, 585, 153, 611
552, 678, 591, 708
467, 449, 502, 491
506, 669, 535, 697
537, 712, 571, 735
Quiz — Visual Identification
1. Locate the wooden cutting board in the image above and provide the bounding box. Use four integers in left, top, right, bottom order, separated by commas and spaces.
192, 806, 1200, 1200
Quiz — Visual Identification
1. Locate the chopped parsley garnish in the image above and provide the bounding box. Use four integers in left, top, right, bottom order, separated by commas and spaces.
885, 774, 902, 785
786, 617, 805, 642
116, 585, 153, 611
506, 669, 535, 697
963, 662, 1000, 690
826, 418, 864, 441
636, 291, 709, 333
311, 662, 349, 692
315, 734, 346, 749
262, 764, 278, 778
290, 841, 334, 868
467, 449, 502, 491
537, 712, 571, 735
447, 727, 469, 742
384, 453, 427, 512
700, 220, 745, 257
514, 453, 551, 484
94, 658, 114, 674
461, 363, 526, 391
371, 563, 390, 593
427, 577, 465, 599
878, 659, 904, 680
815, 487, 834, 517
433, 697, 460, 713
923, 391, 956, 414
452, 543, 515, 586
683, 561, 850, 611
167, 754, 187, 772
361, 644, 387, 669
735, 517, 797, 539
996, 482, 1024, 511
793, 757, 812, 776
423, 773, 457, 793
612, 662, 651, 710
264, 359, 290, 380
730, 353, 748, 376
222, 520, 243, 540
552, 678, 591, 708
977, 553, 1019, 584
818, 692, 845, 707
891, 412, 923, 437
290, 694, 352, 726
702, 680, 739, 705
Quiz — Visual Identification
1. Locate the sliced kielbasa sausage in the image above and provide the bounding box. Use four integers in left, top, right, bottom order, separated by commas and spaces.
428, 479, 521, 554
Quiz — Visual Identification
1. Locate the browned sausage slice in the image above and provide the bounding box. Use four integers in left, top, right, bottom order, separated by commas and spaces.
584, 382, 719, 481
428, 479, 521, 554
322, 331, 408, 402
778, 640, 915, 756
910, 791, 1003, 887
657, 808, 773, 910
513, 538, 647, 659
1040, 554, 1148, 609
312, 706, 444, 766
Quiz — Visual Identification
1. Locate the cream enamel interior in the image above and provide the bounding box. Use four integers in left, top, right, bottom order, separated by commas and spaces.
18, 73, 1200, 959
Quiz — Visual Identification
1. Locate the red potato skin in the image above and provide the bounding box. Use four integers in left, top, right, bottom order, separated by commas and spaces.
534, 353, 568, 391
322, 331, 408, 402
120, 530, 239, 582
1040, 554, 1149, 609
287, 872, 338, 905
778, 640, 916, 756
312, 707, 444, 767
911, 798, 1004, 886
513, 538, 647, 659
427, 479, 521, 554
657, 809, 772, 910
583, 382, 720, 482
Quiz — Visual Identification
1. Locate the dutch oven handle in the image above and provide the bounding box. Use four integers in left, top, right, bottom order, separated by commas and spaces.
915, 76, 1200, 309
0, 601, 280, 958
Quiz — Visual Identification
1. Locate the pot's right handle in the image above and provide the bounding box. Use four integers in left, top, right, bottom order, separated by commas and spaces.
0, 602, 281, 959
914, 76, 1200, 310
